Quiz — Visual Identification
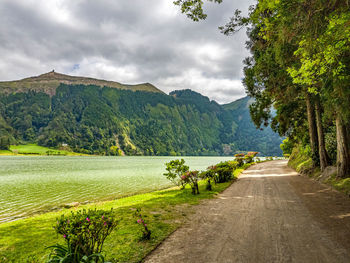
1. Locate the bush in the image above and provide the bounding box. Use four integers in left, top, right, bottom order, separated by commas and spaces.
280, 138, 294, 156
213, 161, 238, 183
244, 152, 258, 164
181, 170, 200, 194
200, 168, 216, 191
47, 209, 117, 262
234, 153, 245, 167
0, 136, 10, 150
135, 208, 151, 240
164, 159, 189, 189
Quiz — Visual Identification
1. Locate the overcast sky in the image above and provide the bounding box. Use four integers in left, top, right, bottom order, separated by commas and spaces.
0, 0, 255, 104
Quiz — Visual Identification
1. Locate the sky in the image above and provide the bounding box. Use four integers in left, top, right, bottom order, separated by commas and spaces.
0, 0, 255, 104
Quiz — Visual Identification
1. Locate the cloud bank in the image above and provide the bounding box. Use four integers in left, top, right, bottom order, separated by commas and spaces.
0, 0, 255, 103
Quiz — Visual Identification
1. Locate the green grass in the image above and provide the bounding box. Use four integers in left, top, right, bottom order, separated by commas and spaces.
0, 165, 250, 263
0, 149, 12, 155
3, 144, 84, 156
288, 145, 350, 196
325, 175, 350, 195
288, 145, 313, 174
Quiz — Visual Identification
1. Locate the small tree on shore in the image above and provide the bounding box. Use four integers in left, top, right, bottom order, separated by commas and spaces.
164, 159, 189, 189
181, 170, 200, 195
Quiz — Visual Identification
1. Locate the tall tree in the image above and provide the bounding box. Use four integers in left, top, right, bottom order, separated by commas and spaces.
175, 0, 350, 177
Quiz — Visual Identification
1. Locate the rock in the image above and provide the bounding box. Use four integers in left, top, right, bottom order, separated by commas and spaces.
63, 202, 80, 208
317, 166, 337, 183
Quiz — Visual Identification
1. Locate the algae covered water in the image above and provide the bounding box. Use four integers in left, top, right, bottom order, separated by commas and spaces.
0, 156, 233, 223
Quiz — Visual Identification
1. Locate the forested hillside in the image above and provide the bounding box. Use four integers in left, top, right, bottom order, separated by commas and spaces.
0, 73, 282, 156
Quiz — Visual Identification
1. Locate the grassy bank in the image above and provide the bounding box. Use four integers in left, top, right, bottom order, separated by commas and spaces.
0, 166, 250, 262
288, 145, 350, 195
0, 144, 85, 156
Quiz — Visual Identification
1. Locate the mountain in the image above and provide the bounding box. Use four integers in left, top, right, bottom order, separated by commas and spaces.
222, 97, 283, 156
0, 71, 162, 96
0, 72, 283, 156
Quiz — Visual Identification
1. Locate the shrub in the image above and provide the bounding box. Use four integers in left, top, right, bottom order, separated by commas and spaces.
181, 170, 200, 194
244, 152, 258, 164
164, 159, 189, 189
234, 153, 245, 167
200, 168, 216, 191
47, 208, 117, 262
135, 208, 151, 240
0, 136, 10, 150
214, 161, 237, 183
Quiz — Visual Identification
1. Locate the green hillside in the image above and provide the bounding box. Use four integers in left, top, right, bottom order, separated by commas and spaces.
0, 73, 283, 156
223, 97, 283, 156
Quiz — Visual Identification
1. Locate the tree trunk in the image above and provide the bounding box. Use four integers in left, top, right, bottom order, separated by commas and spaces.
305, 92, 319, 167
314, 96, 330, 171
336, 115, 350, 178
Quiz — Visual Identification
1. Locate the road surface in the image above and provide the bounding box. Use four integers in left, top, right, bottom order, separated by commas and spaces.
145, 160, 350, 263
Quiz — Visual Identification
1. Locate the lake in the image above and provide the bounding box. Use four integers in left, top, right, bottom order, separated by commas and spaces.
0, 156, 234, 223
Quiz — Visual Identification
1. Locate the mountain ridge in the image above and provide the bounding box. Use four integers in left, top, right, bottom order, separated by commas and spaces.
0, 71, 163, 96
0, 72, 283, 156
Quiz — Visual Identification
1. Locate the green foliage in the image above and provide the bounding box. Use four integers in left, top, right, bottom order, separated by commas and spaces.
0, 136, 10, 150
48, 209, 117, 262
212, 161, 237, 183
181, 170, 200, 195
0, 85, 283, 156
325, 125, 337, 165
213, 0, 350, 176
280, 138, 294, 156
200, 168, 216, 191
288, 144, 313, 174
135, 208, 151, 240
164, 159, 189, 188
234, 153, 245, 167
173, 0, 222, 21
223, 97, 283, 156
46, 244, 106, 263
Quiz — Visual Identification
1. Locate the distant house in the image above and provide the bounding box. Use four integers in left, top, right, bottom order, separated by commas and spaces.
61, 143, 68, 147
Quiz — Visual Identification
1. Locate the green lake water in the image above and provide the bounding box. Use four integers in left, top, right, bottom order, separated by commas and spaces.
0, 156, 233, 223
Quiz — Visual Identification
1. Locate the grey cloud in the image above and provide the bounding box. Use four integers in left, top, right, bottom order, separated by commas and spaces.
0, 0, 255, 103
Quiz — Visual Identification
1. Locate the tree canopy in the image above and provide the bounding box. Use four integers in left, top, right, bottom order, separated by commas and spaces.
175, 0, 350, 177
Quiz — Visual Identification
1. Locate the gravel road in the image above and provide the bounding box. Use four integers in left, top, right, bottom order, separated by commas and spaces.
144, 160, 350, 263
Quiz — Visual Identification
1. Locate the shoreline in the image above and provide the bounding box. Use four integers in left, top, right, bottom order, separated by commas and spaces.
0, 164, 253, 262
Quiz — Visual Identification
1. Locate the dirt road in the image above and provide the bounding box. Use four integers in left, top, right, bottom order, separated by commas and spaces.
145, 160, 350, 263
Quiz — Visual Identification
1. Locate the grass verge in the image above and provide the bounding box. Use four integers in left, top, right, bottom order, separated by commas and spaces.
288, 145, 350, 196
0, 165, 250, 263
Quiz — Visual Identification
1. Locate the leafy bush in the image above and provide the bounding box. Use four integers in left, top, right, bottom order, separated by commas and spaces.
47, 209, 117, 262
0, 136, 10, 150
234, 153, 245, 167
164, 159, 189, 189
200, 168, 216, 191
213, 161, 238, 183
244, 151, 258, 164
181, 170, 200, 194
280, 138, 294, 156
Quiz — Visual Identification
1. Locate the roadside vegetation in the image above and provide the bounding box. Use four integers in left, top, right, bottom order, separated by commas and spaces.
0, 157, 255, 262
289, 144, 350, 196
